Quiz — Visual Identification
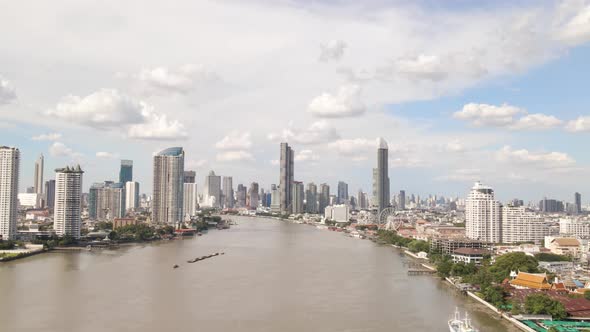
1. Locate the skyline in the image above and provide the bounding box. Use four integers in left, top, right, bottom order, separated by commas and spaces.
1, 1, 590, 201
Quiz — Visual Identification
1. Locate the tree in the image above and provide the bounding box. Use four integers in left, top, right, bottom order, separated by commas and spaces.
483, 286, 507, 307
535, 253, 572, 262
437, 260, 453, 278
489, 252, 539, 282
584, 291, 590, 301
524, 294, 567, 320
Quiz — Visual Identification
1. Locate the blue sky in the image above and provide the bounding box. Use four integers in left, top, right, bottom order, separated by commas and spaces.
1, 0, 590, 203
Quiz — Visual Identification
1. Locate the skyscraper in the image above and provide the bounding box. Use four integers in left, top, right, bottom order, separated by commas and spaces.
270, 184, 280, 212
54, 165, 84, 238
237, 184, 247, 207
88, 182, 124, 220
119, 160, 133, 184
374, 138, 390, 212
319, 183, 330, 213
305, 182, 318, 214
34, 154, 44, 195
248, 182, 259, 209
183, 171, 196, 184
45, 179, 56, 209
465, 181, 501, 243
279, 142, 294, 214
222, 176, 234, 209
575, 192, 582, 214
337, 181, 348, 204
203, 171, 221, 207
0, 147, 19, 240
183, 182, 198, 220
399, 190, 406, 210
152, 147, 184, 225
125, 181, 140, 211
292, 181, 304, 214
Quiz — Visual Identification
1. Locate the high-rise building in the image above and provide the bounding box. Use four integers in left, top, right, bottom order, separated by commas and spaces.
319, 183, 330, 213
539, 198, 564, 213
357, 189, 369, 210
270, 184, 280, 212
119, 160, 133, 184
88, 182, 124, 220
305, 182, 318, 214
202, 171, 221, 208
560, 218, 590, 238
399, 190, 406, 210
465, 182, 501, 243
0, 147, 19, 240
125, 181, 140, 212
374, 138, 390, 212
248, 182, 259, 209
292, 181, 304, 214
337, 181, 348, 204
183, 182, 198, 220
183, 171, 196, 184
279, 142, 294, 214
54, 165, 83, 238
152, 147, 184, 225
501, 205, 550, 244
45, 179, 56, 209
236, 184, 247, 207
575, 192, 582, 214
222, 176, 234, 209
34, 154, 44, 195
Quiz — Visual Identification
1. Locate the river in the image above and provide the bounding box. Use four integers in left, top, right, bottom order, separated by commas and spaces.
0, 216, 518, 331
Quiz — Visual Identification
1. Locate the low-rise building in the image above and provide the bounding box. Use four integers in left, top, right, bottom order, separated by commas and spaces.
430, 237, 488, 255
545, 237, 581, 257
451, 248, 489, 265
509, 272, 552, 290
113, 218, 137, 229
324, 205, 349, 223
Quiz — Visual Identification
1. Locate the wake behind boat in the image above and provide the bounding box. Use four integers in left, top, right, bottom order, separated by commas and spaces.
449, 308, 478, 332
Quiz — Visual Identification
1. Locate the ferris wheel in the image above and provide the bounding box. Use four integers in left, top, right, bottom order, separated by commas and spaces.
378, 207, 404, 230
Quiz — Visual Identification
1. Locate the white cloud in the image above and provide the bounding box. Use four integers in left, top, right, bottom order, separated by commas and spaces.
566, 116, 590, 132
95, 151, 117, 159
392, 54, 449, 82
0, 76, 16, 105
295, 149, 319, 162
185, 159, 207, 169
215, 131, 252, 150
319, 40, 347, 62
31, 133, 62, 141
327, 138, 377, 155
268, 120, 340, 145
509, 114, 563, 130
554, 2, 590, 46
127, 112, 188, 141
435, 168, 482, 182
138, 64, 219, 94
307, 85, 366, 118
216, 150, 254, 162
454, 103, 526, 127
496, 146, 575, 169
49, 142, 81, 158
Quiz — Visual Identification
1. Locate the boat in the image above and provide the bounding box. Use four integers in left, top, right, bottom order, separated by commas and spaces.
173, 264, 179, 269
448, 308, 478, 332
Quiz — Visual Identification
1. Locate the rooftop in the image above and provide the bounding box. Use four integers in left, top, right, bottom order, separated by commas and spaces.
509, 272, 551, 290
157, 147, 184, 156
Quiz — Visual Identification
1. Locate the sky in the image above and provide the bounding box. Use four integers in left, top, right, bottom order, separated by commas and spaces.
1, 0, 590, 203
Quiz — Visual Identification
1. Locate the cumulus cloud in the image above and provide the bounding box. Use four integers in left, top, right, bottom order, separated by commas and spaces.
95, 151, 117, 159
0, 76, 16, 105
436, 168, 482, 182
454, 103, 561, 130
295, 149, 319, 162
215, 131, 252, 150
49, 142, 81, 158
307, 85, 366, 118
138, 64, 220, 94
216, 150, 254, 162
31, 133, 62, 141
319, 40, 347, 62
566, 116, 590, 132
509, 114, 563, 130
268, 120, 340, 145
185, 159, 207, 169
554, 2, 590, 46
496, 145, 575, 168
127, 112, 188, 141
327, 138, 377, 155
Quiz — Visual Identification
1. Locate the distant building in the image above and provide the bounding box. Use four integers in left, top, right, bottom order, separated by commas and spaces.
465, 181, 501, 243
113, 218, 137, 229
324, 204, 349, 223
18, 193, 41, 209
279, 142, 294, 214
45, 180, 56, 209
248, 182, 260, 209
575, 192, 582, 214
399, 190, 406, 210
236, 184, 247, 208
183, 183, 198, 220
270, 184, 280, 213
319, 183, 330, 214
501, 205, 550, 244
89, 182, 125, 220
183, 171, 196, 184
54, 165, 84, 238
0, 146, 19, 240
202, 171, 221, 208
222, 176, 234, 209
292, 181, 304, 214
559, 218, 590, 238
305, 183, 318, 214
545, 237, 581, 257
374, 138, 390, 212
119, 160, 133, 184
451, 248, 489, 265
539, 198, 564, 213
152, 147, 184, 225
33, 154, 44, 195
337, 181, 348, 204
125, 181, 140, 212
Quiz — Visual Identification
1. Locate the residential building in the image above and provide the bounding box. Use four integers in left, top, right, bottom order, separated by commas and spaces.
183, 182, 198, 220
374, 138, 390, 212
248, 182, 259, 209
0, 147, 19, 240
305, 182, 318, 214
279, 142, 294, 214
337, 181, 348, 204
45, 179, 55, 209
324, 204, 350, 223
125, 181, 140, 211
451, 248, 489, 265
152, 147, 184, 225
465, 181, 501, 243
88, 182, 125, 220
119, 160, 133, 184
33, 154, 44, 195
559, 218, 590, 238
539, 198, 564, 213
270, 184, 280, 213
236, 184, 247, 208
292, 181, 304, 214
54, 165, 83, 238
202, 170, 221, 208
17, 193, 41, 208
183, 170, 196, 184
501, 205, 550, 244
430, 238, 488, 256
222, 176, 234, 209
319, 183, 330, 214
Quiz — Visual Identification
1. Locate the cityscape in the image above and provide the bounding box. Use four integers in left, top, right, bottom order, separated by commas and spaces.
2, 1, 590, 332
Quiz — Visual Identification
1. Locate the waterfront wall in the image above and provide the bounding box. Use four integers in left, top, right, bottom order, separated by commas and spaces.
465, 291, 536, 332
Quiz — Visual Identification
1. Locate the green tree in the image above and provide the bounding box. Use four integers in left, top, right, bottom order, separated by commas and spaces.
489, 252, 539, 282
437, 260, 453, 278
483, 286, 507, 307
584, 291, 590, 301
524, 294, 567, 320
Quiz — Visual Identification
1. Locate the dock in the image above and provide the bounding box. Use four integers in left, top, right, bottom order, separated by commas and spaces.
407, 269, 436, 276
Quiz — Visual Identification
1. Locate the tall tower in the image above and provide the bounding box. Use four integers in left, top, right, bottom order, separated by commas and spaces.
575, 192, 582, 214
119, 160, 133, 184
125, 181, 140, 211
337, 181, 348, 204
203, 171, 221, 207
279, 142, 294, 214
465, 181, 501, 243
305, 182, 318, 214
152, 147, 184, 225
248, 182, 260, 209
34, 154, 44, 194
0, 147, 19, 240
319, 183, 330, 213
399, 190, 406, 210
222, 176, 234, 208
375, 138, 390, 212
54, 165, 84, 238
183, 182, 198, 220
183, 171, 196, 184
292, 181, 304, 214
45, 179, 56, 209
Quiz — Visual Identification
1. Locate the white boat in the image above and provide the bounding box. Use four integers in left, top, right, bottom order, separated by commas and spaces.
448, 308, 478, 332
349, 230, 365, 239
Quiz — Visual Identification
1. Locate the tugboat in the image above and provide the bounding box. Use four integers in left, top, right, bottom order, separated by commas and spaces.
173, 264, 179, 269
448, 308, 478, 332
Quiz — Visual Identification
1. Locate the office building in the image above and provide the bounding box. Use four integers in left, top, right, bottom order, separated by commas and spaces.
270, 184, 280, 212
152, 147, 184, 225
539, 198, 565, 213
125, 181, 140, 211
202, 170, 221, 208
374, 138, 390, 212
337, 181, 348, 204
465, 181, 501, 243
119, 160, 133, 184
399, 190, 406, 210
54, 165, 83, 238
319, 183, 330, 213
222, 176, 234, 209
88, 182, 125, 220
236, 184, 247, 207
184, 171, 196, 184
45, 179, 56, 209
279, 142, 294, 214
183, 182, 198, 220
292, 181, 304, 214
248, 182, 259, 209
575, 192, 582, 214
33, 154, 44, 195
0, 147, 19, 240
305, 182, 318, 214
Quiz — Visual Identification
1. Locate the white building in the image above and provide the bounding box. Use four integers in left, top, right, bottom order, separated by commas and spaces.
465, 182, 501, 243
0, 146, 19, 240
34, 154, 44, 195
53, 165, 84, 238
501, 205, 550, 244
18, 193, 41, 209
324, 204, 350, 223
152, 147, 184, 225
183, 183, 198, 220
125, 181, 140, 212
202, 170, 221, 208
559, 218, 590, 238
